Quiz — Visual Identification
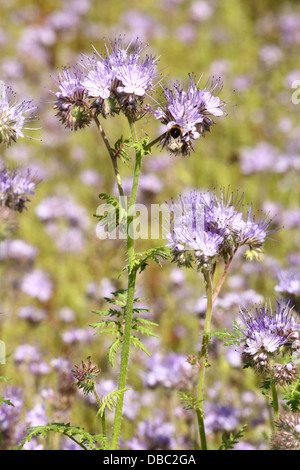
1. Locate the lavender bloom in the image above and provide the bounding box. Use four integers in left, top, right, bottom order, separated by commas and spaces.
151, 74, 226, 155
0, 386, 24, 449
0, 166, 38, 212
26, 403, 48, 427
0, 84, 36, 146
20, 269, 53, 302
238, 302, 300, 374
103, 36, 161, 119
17, 305, 47, 323
142, 352, 194, 389
51, 67, 91, 130
0, 239, 38, 261
61, 327, 94, 345
80, 36, 161, 120
204, 402, 240, 434
82, 57, 113, 100
275, 268, 300, 298
165, 188, 274, 268
126, 414, 177, 450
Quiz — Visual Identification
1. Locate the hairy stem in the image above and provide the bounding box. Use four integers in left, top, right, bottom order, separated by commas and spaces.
110, 117, 143, 450
196, 271, 214, 450
271, 380, 279, 424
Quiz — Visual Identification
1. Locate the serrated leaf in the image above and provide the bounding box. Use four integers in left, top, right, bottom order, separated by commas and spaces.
113, 135, 131, 164
130, 336, 151, 356
135, 318, 159, 328
18, 422, 108, 450
133, 325, 159, 338
97, 388, 131, 417
107, 338, 122, 366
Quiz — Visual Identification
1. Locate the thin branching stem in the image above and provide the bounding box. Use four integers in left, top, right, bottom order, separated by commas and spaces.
110, 116, 143, 450
196, 270, 214, 450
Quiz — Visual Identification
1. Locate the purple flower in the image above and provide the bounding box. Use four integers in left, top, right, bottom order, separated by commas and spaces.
143, 352, 194, 388
0, 386, 24, 449
238, 302, 300, 373
79, 36, 161, 120
51, 66, 91, 130
204, 402, 240, 434
17, 305, 47, 323
20, 269, 53, 302
25, 403, 48, 427
14, 344, 42, 365
61, 327, 94, 345
0, 239, 38, 261
81, 54, 113, 100
0, 84, 36, 146
165, 188, 274, 268
275, 268, 300, 297
151, 74, 226, 155
0, 165, 38, 212
126, 414, 177, 450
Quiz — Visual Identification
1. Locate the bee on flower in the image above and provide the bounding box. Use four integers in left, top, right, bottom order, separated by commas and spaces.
151, 74, 227, 156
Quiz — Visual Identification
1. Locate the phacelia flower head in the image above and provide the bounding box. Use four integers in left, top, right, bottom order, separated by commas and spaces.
0, 83, 36, 146
151, 74, 226, 156
166, 190, 224, 268
238, 301, 300, 374
91, 36, 161, 120
52, 66, 91, 130
165, 187, 274, 269
0, 165, 39, 212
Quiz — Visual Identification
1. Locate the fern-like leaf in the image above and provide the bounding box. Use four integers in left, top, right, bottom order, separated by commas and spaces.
178, 391, 203, 413
113, 135, 131, 164
18, 422, 108, 450
97, 388, 131, 417
219, 424, 248, 450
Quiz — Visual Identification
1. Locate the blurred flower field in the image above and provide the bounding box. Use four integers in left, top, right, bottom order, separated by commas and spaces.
1, 0, 300, 450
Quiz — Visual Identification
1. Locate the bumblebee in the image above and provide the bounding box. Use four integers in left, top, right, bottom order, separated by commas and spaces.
165, 125, 183, 153
163, 125, 192, 156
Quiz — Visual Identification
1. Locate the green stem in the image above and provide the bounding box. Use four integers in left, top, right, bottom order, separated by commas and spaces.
271, 380, 279, 424
110, 118, 143, 450
196, 271, 214, 450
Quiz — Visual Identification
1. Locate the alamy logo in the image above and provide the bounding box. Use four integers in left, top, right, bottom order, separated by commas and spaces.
95, 196, 205, 244
291, 80, 300, 104
0, 340, 5, 364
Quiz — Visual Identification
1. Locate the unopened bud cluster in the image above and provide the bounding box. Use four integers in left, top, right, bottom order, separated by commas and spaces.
271, 413, 300, 450
72, 356, 101, 395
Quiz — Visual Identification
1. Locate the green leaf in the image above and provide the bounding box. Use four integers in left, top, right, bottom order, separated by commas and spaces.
130, 336, 151, 356
219, 424, 248, 450
0, 397, 14, 407
178, 391, 202, 413
120, 246, 171, 276
107, 338, 122, 366
18, 422, 108, 450
97, 388, 131, 417
113, 135, 131, 164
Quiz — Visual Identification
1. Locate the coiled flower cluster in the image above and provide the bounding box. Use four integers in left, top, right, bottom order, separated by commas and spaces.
238, 302, 300, 384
